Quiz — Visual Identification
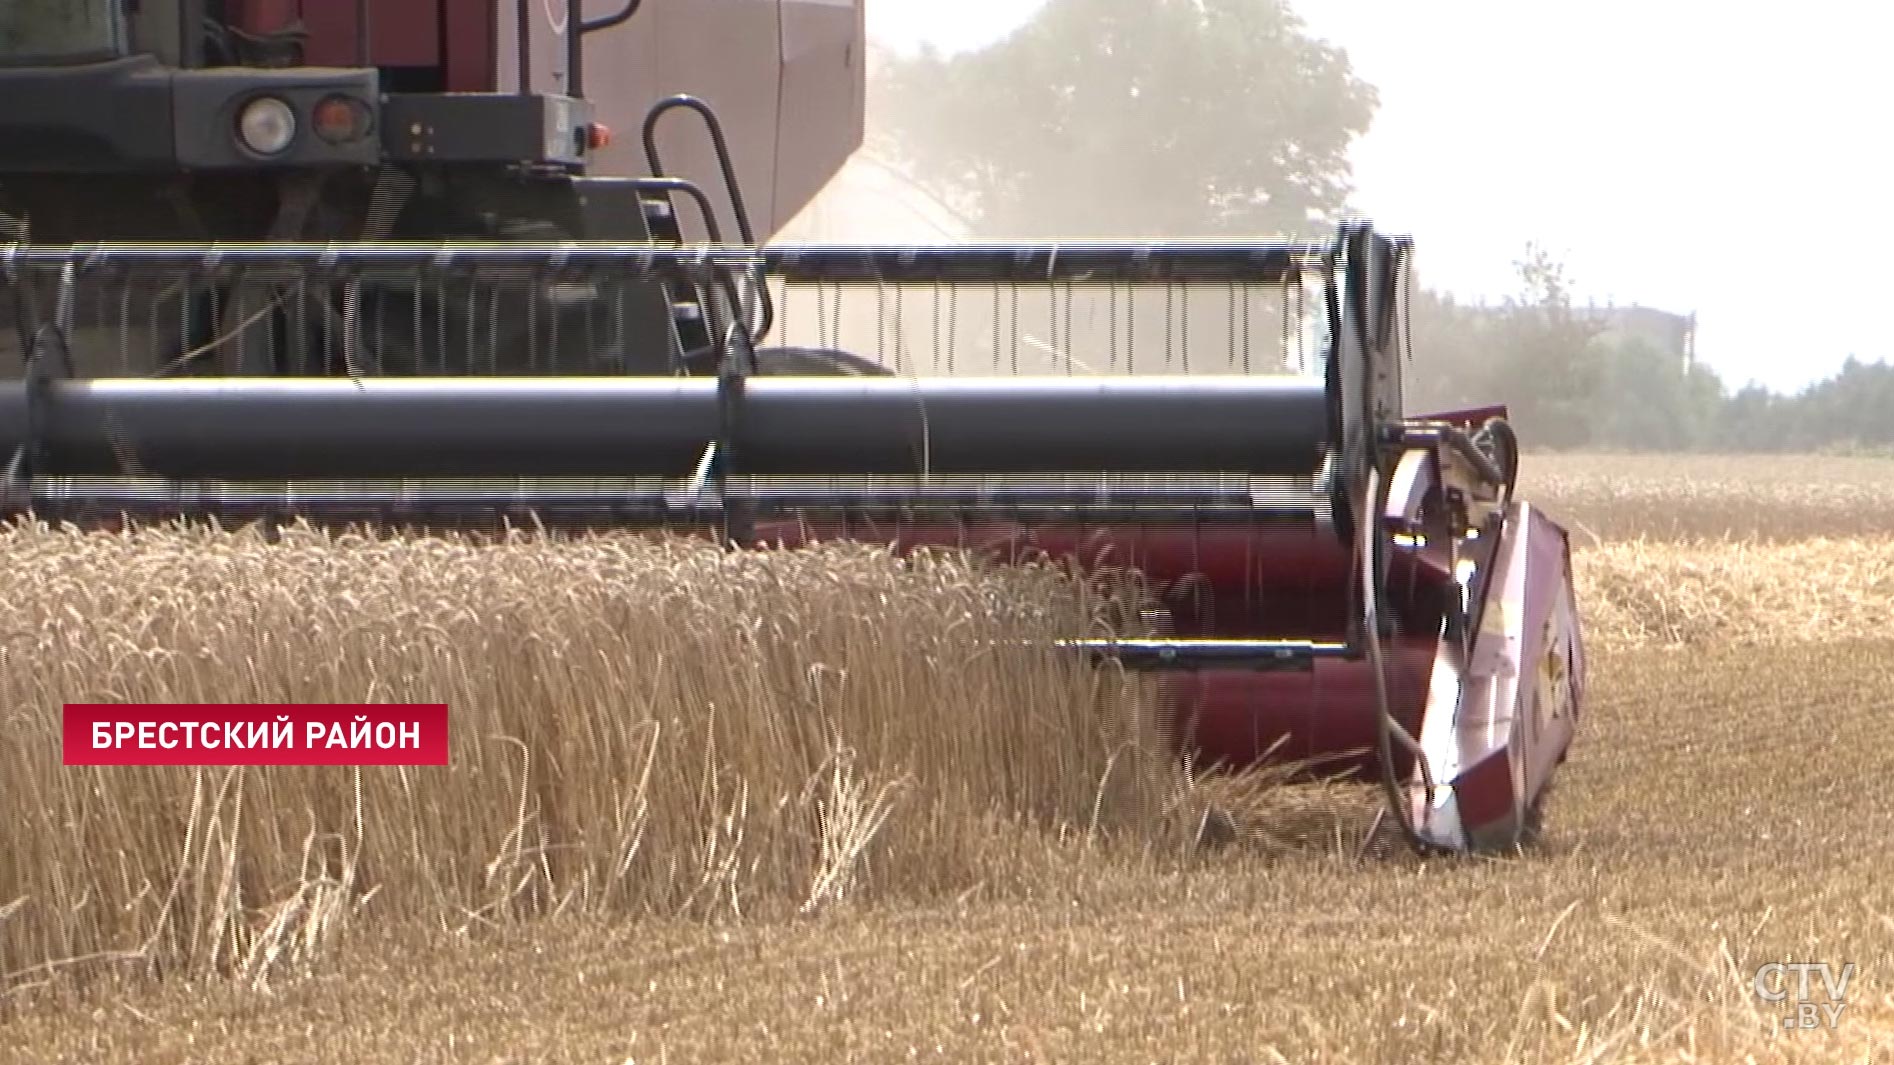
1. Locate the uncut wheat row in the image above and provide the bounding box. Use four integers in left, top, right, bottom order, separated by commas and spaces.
9, 515, 1889, 1009
1572, 536, 1894, 649
1521, 451, 1894, 542
0, 522, 1219, 998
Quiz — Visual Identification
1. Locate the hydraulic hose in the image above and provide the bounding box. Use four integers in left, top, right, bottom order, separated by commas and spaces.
1360, 463, 1448, 855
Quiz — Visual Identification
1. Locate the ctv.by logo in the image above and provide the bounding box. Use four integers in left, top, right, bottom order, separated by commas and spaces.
1753, 962, 1855, 1030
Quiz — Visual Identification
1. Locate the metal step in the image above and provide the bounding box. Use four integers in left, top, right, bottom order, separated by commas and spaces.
636, 189, 715, 363
640, 199, 675, 227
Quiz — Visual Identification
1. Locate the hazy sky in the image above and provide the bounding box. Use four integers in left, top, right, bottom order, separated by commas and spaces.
866, 1, 1894, 395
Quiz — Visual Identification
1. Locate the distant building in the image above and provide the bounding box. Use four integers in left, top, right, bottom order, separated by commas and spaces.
1459, 298, 1699, 372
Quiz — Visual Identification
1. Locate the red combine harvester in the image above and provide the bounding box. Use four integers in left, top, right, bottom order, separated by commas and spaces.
0, 0, 1583, 853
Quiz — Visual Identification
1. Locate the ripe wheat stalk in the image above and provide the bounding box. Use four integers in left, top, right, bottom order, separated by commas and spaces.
0, 521, 1238, 999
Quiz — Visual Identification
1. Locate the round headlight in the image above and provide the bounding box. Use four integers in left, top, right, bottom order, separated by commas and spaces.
236, 96, 296, 156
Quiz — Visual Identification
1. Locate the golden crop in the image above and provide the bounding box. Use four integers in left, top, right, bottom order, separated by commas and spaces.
4, 453, 1892, 1064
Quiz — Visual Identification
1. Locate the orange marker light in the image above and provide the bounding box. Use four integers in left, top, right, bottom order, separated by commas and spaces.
312, 95, 369, 144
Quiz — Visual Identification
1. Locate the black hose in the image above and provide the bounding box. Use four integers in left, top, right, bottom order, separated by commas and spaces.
1360, 464, 1447, 856
1472, 416, 1520, 511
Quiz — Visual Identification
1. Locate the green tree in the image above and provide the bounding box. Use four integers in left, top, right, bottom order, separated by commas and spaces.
1712, 384, 1781, 450
1402, 287, 1506, 415
1490, 245, 1605, 449
1405, 245, 1605, 448
872, 0, 1379, 238
1778, 357, 1894, 452
1586, 334, 1724, 450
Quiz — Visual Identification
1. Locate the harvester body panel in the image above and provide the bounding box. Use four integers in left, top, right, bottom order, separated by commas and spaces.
492, 0, 864, 238
0, 0, 864, 247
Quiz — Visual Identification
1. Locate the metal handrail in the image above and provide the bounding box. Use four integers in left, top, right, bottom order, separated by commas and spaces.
566, 0, 642, 99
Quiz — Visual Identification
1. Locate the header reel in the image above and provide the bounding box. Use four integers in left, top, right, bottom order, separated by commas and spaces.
0, 221, 1584, 854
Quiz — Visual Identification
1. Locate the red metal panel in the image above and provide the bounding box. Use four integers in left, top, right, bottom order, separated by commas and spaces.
230, 0, 301, 35
1169, 641, 1436, 776
441, 0, 497, 92
302, 2, 441, 68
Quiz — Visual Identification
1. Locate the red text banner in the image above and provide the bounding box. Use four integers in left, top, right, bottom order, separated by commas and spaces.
62, 703, 450, 766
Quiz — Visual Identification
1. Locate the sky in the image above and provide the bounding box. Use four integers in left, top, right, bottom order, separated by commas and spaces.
864, 1, 1894, 395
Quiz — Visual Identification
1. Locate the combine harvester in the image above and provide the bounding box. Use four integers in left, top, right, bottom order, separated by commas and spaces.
0, 0, 1583, 854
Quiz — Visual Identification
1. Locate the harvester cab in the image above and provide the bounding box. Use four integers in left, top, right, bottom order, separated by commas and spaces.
0, 0, 862, 377
0, 1, 1585, 856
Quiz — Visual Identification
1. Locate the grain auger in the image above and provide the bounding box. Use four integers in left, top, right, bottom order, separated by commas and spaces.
0, 220, 1584, 854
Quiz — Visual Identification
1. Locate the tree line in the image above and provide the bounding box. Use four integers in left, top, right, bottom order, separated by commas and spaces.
1400, 248, 1894, 453
871, 0, 1891, 454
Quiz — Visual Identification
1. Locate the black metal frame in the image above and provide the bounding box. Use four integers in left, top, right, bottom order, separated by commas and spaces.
0, 222, 1397, 488
0, 222, 1450, 667
0, 57, 383, 173
0, 237, 1333, 285
0, 0, 643, 177
0, 376, 1332, 481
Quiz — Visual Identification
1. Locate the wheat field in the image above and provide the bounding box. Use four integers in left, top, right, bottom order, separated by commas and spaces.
3, 453, 1893, 1064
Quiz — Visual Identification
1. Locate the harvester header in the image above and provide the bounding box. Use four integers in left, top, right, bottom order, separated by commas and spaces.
0, 220, 1584, 856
